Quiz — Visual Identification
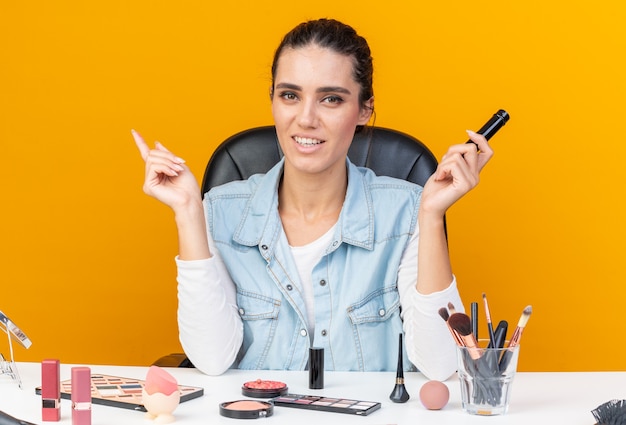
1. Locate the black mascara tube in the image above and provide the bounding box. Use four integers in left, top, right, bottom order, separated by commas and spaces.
466, 109, 510, 149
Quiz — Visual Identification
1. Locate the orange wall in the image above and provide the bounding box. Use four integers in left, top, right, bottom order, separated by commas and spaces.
1, 1, 625, 372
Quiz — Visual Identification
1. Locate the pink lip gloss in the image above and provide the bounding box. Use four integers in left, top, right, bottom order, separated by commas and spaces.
71, 367, 91, 425
41, 359, 61, 421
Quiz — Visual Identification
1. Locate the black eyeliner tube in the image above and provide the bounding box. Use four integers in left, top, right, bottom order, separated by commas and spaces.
466, 109, 510, 149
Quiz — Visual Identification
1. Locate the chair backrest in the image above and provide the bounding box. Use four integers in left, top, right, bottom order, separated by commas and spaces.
202, 126, 438, 194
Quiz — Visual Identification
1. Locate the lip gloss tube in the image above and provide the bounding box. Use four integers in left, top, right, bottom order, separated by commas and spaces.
71, 367, 91, 425
41, 359, 61, 421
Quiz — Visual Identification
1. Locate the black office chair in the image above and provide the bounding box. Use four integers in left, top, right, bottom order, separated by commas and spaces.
201, 125, 437, 193
153, 125, 439, 368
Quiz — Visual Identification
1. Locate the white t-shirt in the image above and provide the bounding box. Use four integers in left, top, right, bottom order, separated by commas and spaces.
289, 225, 335, 340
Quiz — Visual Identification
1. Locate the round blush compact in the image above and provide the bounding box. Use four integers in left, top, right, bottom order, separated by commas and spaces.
219, 400, 274, 419
241, 379, 288, 398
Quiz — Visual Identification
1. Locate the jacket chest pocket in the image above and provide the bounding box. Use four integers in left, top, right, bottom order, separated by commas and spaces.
346, 286, 403, 371
237, 290, 281, 320
347, 286, 400, 325
236, 289, 281, 369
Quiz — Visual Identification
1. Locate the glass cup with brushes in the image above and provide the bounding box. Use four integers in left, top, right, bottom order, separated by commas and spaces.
440, 297, 532, 415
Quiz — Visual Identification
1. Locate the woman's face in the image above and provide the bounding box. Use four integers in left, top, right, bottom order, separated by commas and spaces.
271, 44, 372, 177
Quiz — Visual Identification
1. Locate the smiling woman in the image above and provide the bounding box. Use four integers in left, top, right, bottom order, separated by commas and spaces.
271, 45, 372, 183
132, 18, 493, 381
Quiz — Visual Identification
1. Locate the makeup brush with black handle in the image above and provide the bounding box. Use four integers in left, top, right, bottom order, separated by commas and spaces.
490, 320, 508, 349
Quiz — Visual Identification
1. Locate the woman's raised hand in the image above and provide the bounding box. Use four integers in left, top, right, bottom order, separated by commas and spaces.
420, 130, 494, 218
132, 129, 201, 210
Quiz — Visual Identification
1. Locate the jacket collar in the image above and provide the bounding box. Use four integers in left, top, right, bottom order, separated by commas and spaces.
233, 158, 375, 250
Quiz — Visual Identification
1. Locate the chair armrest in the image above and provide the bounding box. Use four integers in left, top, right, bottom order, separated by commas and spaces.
152, 353, 195, 368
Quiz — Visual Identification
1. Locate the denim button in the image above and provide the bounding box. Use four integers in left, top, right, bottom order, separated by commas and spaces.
319, 280, 326, 286
378, 309, 385, 317
286, 284, 293, 291
239, 308, 245, 315
261, 244, 268, 250
300, 329, 307, 337
321, 329, 327, 336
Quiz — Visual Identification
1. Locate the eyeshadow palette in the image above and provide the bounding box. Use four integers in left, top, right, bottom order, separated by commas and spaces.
36, 374, 203, 411
272, 393, 381, 416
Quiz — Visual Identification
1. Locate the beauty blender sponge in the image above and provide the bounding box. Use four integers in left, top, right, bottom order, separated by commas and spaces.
144, 365, 179, 396
419, 380, 449, 410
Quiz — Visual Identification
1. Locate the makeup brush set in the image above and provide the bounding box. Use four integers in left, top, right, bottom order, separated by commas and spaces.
439, 295, 532, 408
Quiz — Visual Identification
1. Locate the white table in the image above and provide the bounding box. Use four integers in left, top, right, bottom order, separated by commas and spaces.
1, 363, 624, 424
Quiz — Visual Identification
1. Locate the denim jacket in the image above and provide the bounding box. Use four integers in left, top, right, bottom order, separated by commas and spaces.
205, 158, 421, 371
